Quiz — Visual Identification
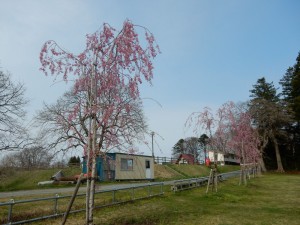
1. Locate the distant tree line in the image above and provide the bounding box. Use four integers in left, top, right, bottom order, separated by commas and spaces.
0, 146, 52, 169
68, 156, 81, 166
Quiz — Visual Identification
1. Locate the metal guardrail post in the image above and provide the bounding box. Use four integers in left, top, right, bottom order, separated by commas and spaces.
8, 198, 14, 224
112, 190, 116, 203
131, 187, 135, 200
148, 184, 150, 197
54, 194, 59, 215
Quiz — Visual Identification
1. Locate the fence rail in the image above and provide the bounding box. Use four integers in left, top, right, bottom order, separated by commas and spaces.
0, 183, 164, 225
170, 171, 241, 192
154, 157, 177, 164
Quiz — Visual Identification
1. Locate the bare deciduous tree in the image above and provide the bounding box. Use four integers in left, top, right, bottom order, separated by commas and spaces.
0, 146, 52, 169
35, 86, 147, 154
0, 70, 29, 151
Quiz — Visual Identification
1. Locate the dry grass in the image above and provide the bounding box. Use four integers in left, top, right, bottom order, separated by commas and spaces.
0, 167, 81, 192
154, 164, 184, 179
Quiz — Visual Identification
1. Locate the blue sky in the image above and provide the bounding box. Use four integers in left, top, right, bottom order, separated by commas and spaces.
0, 0, 299, 158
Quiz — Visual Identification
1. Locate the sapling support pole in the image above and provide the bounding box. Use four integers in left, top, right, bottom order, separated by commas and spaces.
214, 168, 218, 192
206, 166, 218, 193
206, 169, 212, 194
239, 141, 247, 186
61, 173, 84, 225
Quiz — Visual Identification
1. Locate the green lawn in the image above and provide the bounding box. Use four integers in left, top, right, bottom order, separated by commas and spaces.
0, 165, 238, 192
30, 173, 299, 225
0, 167, 81, 191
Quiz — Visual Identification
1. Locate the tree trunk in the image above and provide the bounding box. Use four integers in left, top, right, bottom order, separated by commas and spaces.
273, 137, 285, 172
240, 142, 247, 185
88, 155, 96, 224
85, 130, 92, 224
87, 109, 97, 224
86, 59, 98, 225
259, 132, 269, 172
259, 157, 267, 172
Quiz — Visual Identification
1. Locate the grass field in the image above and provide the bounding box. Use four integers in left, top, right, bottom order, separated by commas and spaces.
28, 173, 300, 225
0, 164, 238, 192
0, 166, 82, 192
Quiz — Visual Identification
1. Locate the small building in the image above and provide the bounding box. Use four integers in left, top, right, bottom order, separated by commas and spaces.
207, 150, 240, 165
224, 153, 240, 165
176, 154, 197, 165
207, 150, 225, 165
82, 153, 154, 181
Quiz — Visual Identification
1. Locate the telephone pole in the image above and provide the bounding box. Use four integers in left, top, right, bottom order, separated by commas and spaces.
151, 131, 155, 159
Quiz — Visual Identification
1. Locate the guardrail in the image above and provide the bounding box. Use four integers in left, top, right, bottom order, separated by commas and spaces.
171, 177, 208, 192
154, 157, 177, 164
170, 171, 241, 192
0, 171, 244, 224
0, 182, 164, 225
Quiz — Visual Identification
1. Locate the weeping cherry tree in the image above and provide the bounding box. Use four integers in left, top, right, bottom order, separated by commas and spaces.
39, 19, 160, 224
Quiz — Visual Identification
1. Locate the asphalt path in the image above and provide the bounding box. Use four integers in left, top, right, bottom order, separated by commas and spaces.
0, 181, 173, 199
0, 171, 240, 199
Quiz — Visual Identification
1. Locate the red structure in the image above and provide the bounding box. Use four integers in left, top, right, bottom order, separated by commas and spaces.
176, 154, 197, 165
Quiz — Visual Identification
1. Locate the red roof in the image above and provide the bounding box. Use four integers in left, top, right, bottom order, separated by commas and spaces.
176, 154, 196, 164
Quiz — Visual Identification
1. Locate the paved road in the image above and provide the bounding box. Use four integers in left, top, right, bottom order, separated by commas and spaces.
0, 181, 170, 199
0, 171, 240, 199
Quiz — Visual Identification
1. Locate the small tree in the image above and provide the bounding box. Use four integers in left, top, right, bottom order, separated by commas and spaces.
186, 106, 222, 192
172, 139, 185, 158
39, 20, 159, 224
172, 137, 200, 163
186, 102, 260, 188
199, 134, 209, 164
186, 105, 232, 158
224, 104, 260, 184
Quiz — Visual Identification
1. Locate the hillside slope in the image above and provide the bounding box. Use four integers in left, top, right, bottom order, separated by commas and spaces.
0, 165, 239, 191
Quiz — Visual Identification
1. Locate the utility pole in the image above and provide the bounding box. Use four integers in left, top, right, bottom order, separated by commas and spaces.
151, 131, 155, 159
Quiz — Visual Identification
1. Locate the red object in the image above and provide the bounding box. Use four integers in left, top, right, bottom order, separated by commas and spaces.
205, 158, 210, 166
176, 154, 196, 164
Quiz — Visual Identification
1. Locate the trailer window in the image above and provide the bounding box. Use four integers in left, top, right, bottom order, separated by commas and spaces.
121, 158, 133, 171
145, 160, 150, 169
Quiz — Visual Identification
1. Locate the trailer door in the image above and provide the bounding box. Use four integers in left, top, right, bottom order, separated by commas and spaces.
145, 160, 151, 179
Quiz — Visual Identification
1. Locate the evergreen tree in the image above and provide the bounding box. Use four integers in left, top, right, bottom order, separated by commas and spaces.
249, 77, 287, 172
280, 52, 300, 120
172, 139, 185, 158
279, 52, 300, 170
198, 134, 209, 162
250, 77, 279, 102
68, 156, 80, 166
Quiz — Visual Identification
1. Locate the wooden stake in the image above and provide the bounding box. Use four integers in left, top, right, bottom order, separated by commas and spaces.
206, 169, 212, 194
61, 173, 83, 225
